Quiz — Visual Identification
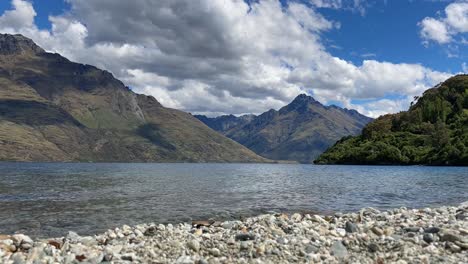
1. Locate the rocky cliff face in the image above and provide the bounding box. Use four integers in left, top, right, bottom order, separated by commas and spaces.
0, 34, 268, 162
196, 94, 372, 163
0, 34, 44, 55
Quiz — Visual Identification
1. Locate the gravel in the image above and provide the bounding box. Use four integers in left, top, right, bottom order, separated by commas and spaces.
1, 202, 467, 263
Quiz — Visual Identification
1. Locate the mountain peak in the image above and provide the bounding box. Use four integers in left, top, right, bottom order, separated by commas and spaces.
289, 93, 319, 107
292, 93, 316, 102
0, 34, 45, 55
281, 93, 320, 114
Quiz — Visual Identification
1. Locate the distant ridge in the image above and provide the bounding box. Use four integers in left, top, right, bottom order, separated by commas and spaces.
193, 114, 256, 133
0, 33, 268, 162
196, 94, 372, 163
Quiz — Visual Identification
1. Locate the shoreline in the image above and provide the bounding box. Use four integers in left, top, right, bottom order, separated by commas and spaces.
1, 203, 467, 263
2, 161, 467, 169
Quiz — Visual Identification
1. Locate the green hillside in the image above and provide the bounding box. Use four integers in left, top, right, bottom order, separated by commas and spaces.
315, 75, 468, 166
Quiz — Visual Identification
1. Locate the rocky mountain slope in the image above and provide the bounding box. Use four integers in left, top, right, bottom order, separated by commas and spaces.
196, 95, 372, 163
0, 34, 268, 162
193, 114, 256, 133
315, 75, 468, 165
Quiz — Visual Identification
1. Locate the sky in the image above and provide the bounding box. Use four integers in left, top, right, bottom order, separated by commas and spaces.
0, 0, 466, 118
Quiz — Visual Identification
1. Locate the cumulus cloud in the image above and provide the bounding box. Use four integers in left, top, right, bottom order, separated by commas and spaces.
348, 97, 414, 119
0, 0, 452, 118
420, 17, 452, 44
419, 1, 468, 45
445, 1, 468, 32
0, 0, 35, 30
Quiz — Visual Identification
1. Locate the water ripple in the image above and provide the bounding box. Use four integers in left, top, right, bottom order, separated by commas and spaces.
0, 163, 466, 238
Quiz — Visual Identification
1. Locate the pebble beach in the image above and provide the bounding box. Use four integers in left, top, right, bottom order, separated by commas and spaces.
1, 202, 467, 264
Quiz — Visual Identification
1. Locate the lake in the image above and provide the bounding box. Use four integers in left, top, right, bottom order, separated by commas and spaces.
0, 162, 466, 238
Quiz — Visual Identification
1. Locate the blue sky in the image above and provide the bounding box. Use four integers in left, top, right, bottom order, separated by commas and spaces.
0, 0, 466, 117
322, 1, 465, 73
0, 0, 69, 28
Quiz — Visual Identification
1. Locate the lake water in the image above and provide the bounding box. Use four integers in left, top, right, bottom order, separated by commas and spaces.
0, 162, 466, 238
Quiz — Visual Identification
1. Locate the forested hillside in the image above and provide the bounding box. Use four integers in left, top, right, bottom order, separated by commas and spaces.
315, 75, 468, 165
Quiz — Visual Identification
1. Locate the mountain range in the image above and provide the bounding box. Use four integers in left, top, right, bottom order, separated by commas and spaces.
315, 75, 468, 165
195, 94, 372, 163
0, 34, 267, 162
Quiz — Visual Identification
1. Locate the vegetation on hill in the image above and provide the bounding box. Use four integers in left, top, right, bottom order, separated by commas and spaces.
315, 75, 468, 165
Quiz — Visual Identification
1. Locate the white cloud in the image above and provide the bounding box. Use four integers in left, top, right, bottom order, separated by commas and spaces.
287, 2, 336, 32
0, 0, 35, 30
308, 0, 368, 15
305, 59, 451, 113
0, 0, 452, 118
419, 1, 468, 45
445, 1, 468, 32
419, 17, 451, 44
347, 97, 413, 118
308, 0, 342, 9
361, 53, 376, 58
